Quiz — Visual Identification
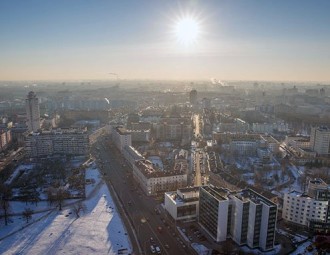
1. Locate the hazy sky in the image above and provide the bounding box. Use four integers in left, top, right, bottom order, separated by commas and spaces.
1, 0, 330, 82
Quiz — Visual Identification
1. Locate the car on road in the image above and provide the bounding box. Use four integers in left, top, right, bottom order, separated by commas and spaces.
155, 246, 161, 254
164, 244, 170, 249
150, 245, 156, 254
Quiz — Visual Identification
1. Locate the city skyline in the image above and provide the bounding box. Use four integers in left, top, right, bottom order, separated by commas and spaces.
1, 0, 330, 82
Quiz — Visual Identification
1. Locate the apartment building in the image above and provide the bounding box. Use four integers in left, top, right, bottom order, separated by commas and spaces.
283, 179, 330, 233
0, 129, 11, 152
229, 189, 277, 251
112, 126, 132, 152
25, 128, 89, 157
132, 159, 187, 196
122, 145, 144, 168
310, 126, 330, 155
198, 186, 277, 251
25, 91, 41, 132
155, 117, 192, 141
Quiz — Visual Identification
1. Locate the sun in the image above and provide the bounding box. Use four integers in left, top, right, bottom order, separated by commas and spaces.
175, 16, 200, 46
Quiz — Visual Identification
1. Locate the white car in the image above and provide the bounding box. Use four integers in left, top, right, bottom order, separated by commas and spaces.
155, 246, 161, 254
150, 245, 156, 254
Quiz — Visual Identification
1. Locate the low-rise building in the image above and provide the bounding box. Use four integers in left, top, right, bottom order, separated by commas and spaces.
164, 187, 199, 221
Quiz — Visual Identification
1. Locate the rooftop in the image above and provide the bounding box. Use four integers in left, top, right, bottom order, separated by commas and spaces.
135, 159, 186, 178
201, 186, 228, 201
115, 127, 131, 135
233, 189, 276, 207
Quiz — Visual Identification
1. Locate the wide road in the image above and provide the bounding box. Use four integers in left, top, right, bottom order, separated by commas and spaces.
95, 140, 193, 255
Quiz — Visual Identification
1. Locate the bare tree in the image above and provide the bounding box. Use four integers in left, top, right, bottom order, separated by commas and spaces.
22, 208, 33, 223
55, 187, 67, 211
72, 202, 86, 218
0, 184, 12, 226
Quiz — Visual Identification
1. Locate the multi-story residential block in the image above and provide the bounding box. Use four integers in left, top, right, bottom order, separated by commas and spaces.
229, 189, 277, 251
25, 91, 41, 132
112, 126, 132, 152
127, 129, 150, 142
198, 186, 277, 251
0, 129, 11, 152
310, 126, 330, 155
122, 145, 144, 168
230, 138, 257, 156
285, 136, 310, 150
164, 187, 199, 221
25, 128, 89, 157
252, 122, 289, 134
283, 179, 330, 233
155, 117, 192, 141
132, 159, 187, 196
217, 118, 249, 133
199, 186, 230, 242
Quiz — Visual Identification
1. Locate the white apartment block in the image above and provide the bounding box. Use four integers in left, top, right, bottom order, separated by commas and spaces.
310, 126, 330, 155
112, 126, 132, 152
229, 190, 277, 251
199, 186, 277, 252
132, 159, 187, 196
25, 91, 41, 132
164, 187, 199, 221
283, 179, 330, 233
25, 128, 89, 157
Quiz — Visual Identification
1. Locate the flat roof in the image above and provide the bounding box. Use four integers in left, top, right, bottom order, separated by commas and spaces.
233, 189, 276, 207
201, 186, 228, 201
116, 127, 131, 135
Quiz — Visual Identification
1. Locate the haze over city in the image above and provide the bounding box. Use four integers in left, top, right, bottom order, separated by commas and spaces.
1, 0, 330, 82
1, 1, 330, 255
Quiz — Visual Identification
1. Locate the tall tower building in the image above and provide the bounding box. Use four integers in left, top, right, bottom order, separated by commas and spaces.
189, 89, 197, 105
25, 91, 40, 132
310, 126, 330, 155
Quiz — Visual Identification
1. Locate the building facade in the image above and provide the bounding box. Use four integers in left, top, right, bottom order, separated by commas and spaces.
198, 186, 277, 251
283, 179, 330, 233
164, 187, 199, 221
25, 91, 41, 132
310, 127, 330, 155
25, 128, 89, 157
112, 126, 132, 152
132, 159, 187, 196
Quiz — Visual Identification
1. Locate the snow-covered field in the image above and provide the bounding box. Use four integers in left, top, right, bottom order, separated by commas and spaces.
0, 164, 131, 255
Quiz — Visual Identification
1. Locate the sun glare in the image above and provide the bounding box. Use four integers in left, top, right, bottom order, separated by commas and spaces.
175, 17, 200, 46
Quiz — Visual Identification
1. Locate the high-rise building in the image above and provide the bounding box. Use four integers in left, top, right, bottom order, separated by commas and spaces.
189, 89, 197, 105
310, 126, 330, 155
198, 186, 277, 252
25, 91, 40, 132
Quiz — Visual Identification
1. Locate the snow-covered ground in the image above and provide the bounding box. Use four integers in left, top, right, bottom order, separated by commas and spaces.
0, 164, 131, 255
290, 240, 313, 255
5, 163, 35, 185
